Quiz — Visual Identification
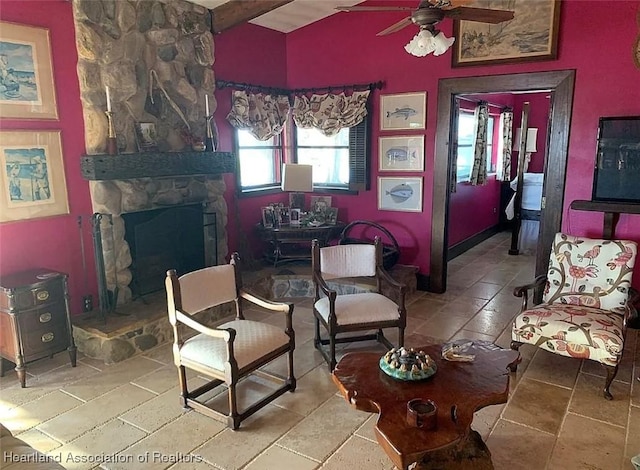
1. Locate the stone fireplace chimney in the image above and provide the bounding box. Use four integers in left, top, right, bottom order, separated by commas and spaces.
72, 0, 230, 305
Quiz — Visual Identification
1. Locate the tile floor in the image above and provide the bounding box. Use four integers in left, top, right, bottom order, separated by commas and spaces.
1, 233, 639, 470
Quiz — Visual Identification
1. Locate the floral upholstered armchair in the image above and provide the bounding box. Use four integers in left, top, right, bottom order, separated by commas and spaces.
510, 233, 637, 399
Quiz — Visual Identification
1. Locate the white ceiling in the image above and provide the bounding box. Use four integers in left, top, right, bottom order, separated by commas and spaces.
193, 0, 364, 33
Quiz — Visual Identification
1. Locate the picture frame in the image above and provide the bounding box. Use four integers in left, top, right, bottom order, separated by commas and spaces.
134, 122, 159, 152
378, 176, 423, 213
0, 21, 58, 120
279, 206, 291, 226
379, 135, 425, 172
261, 206, 275, 228
0, 130, 69, 222
310, 195, 332, 213
325, 207, 339, 225
380, 92, 426, 131
452, 0, 561, 67
289, 192, 306, 210
290, 208, 301, 226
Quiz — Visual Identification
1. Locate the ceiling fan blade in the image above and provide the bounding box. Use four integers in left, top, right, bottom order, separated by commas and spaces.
377, 16, 414, 36
336, 6, 414, 12
444, 6, 514, 23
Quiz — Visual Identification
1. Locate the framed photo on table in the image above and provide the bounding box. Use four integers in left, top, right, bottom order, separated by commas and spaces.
378, 176, 423, 213
452, 0, 561, 67
0, 130, 69, 222
380, 92, 426, 131
0, 21, 58, 120
134, 122, 159, 152
379, 135, 425, 172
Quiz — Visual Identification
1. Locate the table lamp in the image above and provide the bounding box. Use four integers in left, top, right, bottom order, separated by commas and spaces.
282, 163, 313, 209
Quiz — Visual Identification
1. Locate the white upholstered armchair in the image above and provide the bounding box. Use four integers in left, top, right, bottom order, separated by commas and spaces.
311, 237, 407, 371
165, 253, 296, 429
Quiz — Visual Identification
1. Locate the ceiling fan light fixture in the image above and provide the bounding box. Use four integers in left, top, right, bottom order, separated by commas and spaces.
432, 31, 455, 56
404, 28, 454, 57
405, 29, 436, 57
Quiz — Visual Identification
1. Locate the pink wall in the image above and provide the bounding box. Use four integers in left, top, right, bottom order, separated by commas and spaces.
0, 1, 96, 314
213, 23, 289, 260
4, 0, 640, 298
284, 0, 640, 286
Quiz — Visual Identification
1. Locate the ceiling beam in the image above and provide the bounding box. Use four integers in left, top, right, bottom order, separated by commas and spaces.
210, 0, 294, 34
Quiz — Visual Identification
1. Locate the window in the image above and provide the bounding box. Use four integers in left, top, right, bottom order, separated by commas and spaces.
456, 111, 495, 183
295, 127, 349, 187
235, 129, 283, 191
295, 117, 370, 191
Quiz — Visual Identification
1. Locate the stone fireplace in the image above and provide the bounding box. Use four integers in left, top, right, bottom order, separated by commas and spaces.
72, 0, 231, 306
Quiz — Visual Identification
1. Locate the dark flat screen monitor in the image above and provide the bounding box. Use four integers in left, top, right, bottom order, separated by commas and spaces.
592, 116, 640, 203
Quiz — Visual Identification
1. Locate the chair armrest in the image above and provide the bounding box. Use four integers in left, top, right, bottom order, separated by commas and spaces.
312, 271, 337, 300
512, 275, 547, 313
377, 266, 407, 308
240, 289, 292, 314
175, 310, 233, 340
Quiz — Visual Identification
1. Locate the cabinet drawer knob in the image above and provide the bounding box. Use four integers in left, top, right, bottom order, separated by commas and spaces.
39, 312, 52, 323
41, 332, 54, 343
36, 290, 50, 302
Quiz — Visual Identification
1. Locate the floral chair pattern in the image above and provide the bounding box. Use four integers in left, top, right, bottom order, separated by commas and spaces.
511, 233, 637, 399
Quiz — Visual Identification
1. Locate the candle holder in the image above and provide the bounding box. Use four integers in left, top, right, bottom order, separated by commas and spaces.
105, 111, 118, 155
205, 115, 216, 152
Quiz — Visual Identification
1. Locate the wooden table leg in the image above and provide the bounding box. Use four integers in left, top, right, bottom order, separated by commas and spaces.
414, 430, 494, 470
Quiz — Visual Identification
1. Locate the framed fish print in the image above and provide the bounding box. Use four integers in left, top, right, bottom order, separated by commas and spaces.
379, 135, 425, 172
452, 0, 561, 67
378, 176, 423, 212
0, 22, 58, 119
380, 92, 426, 131
0, 130, 69, 222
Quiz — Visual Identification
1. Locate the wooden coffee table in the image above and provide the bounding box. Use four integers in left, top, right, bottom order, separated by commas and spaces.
332, 343, 519, 470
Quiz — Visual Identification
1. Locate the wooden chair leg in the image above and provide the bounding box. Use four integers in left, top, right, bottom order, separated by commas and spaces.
228, 383, 240, 429
288, 348, 297, 391
508, 341, 523, 372
603, 364, 619, 400
329, 335, 337, 372
177, 365, 189, 409
398, 327, 405, 348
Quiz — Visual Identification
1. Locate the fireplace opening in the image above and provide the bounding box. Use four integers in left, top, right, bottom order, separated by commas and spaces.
122, 203, 214, 297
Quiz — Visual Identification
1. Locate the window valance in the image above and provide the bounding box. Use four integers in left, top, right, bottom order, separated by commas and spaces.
292, 91, 370, 137
226, 90, 290, 141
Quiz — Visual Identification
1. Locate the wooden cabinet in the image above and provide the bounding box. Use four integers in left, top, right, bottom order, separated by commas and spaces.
0, 269, 77, 387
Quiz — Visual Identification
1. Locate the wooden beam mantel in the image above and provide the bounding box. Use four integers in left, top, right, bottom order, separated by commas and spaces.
210, 0, 293, 34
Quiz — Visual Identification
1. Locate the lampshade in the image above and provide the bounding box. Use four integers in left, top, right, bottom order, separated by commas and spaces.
281, 163, 313, 192
513, 128, 538, 152
405, 28, 455, 57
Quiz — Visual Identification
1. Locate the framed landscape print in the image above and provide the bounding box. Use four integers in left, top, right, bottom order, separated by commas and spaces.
0, 22, 58, 119
380, 92, 426, 131
452, 0, 561, 67
0, 131, 69, 222
379, 135, 425, 172
378, 177, 423, 212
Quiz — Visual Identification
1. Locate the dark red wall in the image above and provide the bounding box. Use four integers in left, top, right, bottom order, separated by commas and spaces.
214, 23, 289, 259
0, 1, 95, 314
512, 93, 551, 175
3, 0, 640, 299
284, 0, 640, 285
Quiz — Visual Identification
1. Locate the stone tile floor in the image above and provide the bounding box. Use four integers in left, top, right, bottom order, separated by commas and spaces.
1, 232, 639, 469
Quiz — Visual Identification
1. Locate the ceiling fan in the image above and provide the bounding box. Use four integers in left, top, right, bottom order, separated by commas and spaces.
336, 0, 514, 56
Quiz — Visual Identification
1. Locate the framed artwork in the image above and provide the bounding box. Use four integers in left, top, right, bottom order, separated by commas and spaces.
380, 92, 426, 131
452, 0, 561, 67
379, 135, 425, 172
378, 177, 423, 213
0, 21, 58, 120
289, 192, 306, 210
325, 207, 339, 225
0, 130, 69, 222
310, 195, 332, 213
134, 122, 159, 152
290, 208, 301, 226
261, 206, 275, 228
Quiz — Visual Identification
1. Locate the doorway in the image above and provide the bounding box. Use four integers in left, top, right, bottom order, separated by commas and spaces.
429, 70, 576, 293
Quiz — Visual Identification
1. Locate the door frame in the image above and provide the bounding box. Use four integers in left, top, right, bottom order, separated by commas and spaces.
429, 70, 576, 293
